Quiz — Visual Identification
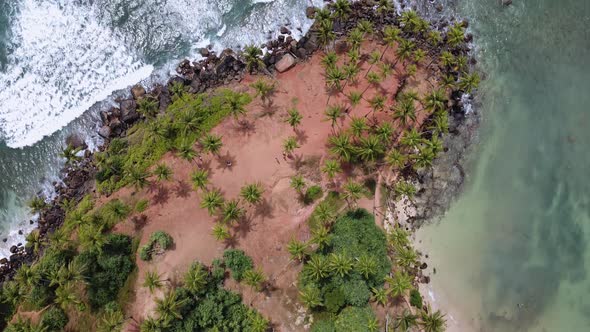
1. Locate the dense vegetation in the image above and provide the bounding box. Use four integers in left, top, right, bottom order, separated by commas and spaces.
140, 255, 268, 332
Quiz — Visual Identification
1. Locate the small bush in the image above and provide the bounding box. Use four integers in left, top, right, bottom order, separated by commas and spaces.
311, 318, 336, 332
135, 199, 149, 213
26, 284, 52, 310
139, 245, 152, 261
223, 249, 253, 282
343, 279, 371, 307
150, 231, 173, 250
41, 306, 68, 331
410, 288, 423, 308
304, 185, 324, 204
324, 287, 346, 313
334, 306, 376, 332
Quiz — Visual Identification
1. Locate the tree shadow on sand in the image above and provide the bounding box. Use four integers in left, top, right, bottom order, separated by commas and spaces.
236, 119, 256, 137
235, 215, 255, 238
224, 234, 239, 248
253, 198, 275, 220
174, 180, 192, 198
287, 153, 305, 171
259, 100, 280, 117
152, 185, 170, 206
293, 128, 308, 145
215, 151, 237, 172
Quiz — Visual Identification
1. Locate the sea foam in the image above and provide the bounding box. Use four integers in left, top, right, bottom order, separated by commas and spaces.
0, 0, 153, 148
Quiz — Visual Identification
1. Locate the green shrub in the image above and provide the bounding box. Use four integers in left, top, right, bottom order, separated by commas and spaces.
135, 199, 149, 212
223, 249, 254, 282
41, 306, 68, 331
311, 318, 336, 332
211, 258, 226, 282
26, 284, 53, 310
139, 245, 152, 261
343, 279, 371, 307
304, 185, 324, 204
324, 287, 346, 313
150, 231, 173, 250
334, 306, 376, 332
410, 288, 423, 308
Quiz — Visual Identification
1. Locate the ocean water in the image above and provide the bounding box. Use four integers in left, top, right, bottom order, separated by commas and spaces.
0, 0, 323, 257
416, 0, 590, 331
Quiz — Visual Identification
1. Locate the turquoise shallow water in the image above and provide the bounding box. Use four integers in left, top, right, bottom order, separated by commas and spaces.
417, 0, 590, 331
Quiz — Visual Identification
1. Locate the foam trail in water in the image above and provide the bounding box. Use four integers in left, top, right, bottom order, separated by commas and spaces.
0, 0, 153, 148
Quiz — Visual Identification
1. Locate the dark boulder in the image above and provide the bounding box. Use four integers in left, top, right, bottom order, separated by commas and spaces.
65, 133, 87, 150
98, 126, 112, 139
120, 99, 139, 123
280, 26, 291, 35
131, 84, 146, 100
305, 6, 316, 19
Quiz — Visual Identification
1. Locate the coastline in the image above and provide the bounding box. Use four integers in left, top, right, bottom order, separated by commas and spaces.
1, 2, 484, 331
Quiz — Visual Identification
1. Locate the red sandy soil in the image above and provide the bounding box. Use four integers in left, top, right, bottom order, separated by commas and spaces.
102, 40, 435, 331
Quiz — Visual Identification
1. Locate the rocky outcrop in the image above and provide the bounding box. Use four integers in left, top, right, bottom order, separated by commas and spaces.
275, 54, 297, 73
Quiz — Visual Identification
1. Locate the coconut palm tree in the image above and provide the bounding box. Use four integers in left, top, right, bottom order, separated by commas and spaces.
328, 253, 353, 277
401, 128, 423, 150
283, 136, 300, 156
455, 55, 468, 72
423, 89, 447, 113
60, 144, 82, 165
154, 164, 172, 182
413, 147, 435, 170
324, 105, 344, 130
381, 25, 401, 60
447, 23, 465, 48
311, 227, 331, 250
127, 167, 150, 190
393, 99, 417, 127
440, 51, 455, 69
143, 270, 164, 294
459, 72, 481, 93
1, 281, 24, 307
368, 94, 386, 122
350, 117, 368, 138
348, 91, 362, 108
25, 229, 44, 255
184, 262, 208, 294
343, 180, 366, 207
329, 132, 353, 162
356, 254, 378, 279
331, 0, 351, 23
376, 0, 394, 17
314, 8, 332, 21
242, 45, 265, 73
243, 268, 266, 291
427, 30, 442, 47
200, 189, 224, 216
395, 39, 416, 67
400, 10, 420, 33
413, 48, 426, 66
155, 290, 189, 324
396, 310, 419, 331
54, 283, 82, 311
169, 81, 187, 101
247, 310, 269, 332
221, 199, 244, 224
189, 169, 208, 192
212, 224, 230, 242
387, 227, 410, 251
317, 19, 336, 49
79, 224, 106, 253
356, 135, 385, 163
290, 175, 306, 193
321, 51, 338, 69
386, 270, 412, 300
371, 287, 389, 306
28, 196, 47, 214
304, 255, 330, 281
200, 134, 223, 155
138, 96, 159, 119
177, 143, 196, 163
385, 149, 407, 170
420, 308, 447, 332
367, 317, 380, 332
364, 71, 382, 94
394, 181, 417, 201
299, 285, 322, 309
314, 202, 335, 227
286, 108, 303, 130
347, 28, 364, 51
429, 112, 449, 136
396, 246, 419, 269
375, 121, 394, 146
240, 183, 264, 205
325, 66, 346, 92
250, 79, 276, 106
343, 63, 361, 84
223, 90, 252, 123
140, 316, 163, 332
347, 48, 360, 64
97, 309, 125, 332
321, 159, 342, 182
287, 239, 309, 262
50, 260, 87, 287
379, 62, 394, 79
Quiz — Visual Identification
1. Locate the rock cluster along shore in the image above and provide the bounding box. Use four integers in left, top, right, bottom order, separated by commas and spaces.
1, 0, 479, 280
